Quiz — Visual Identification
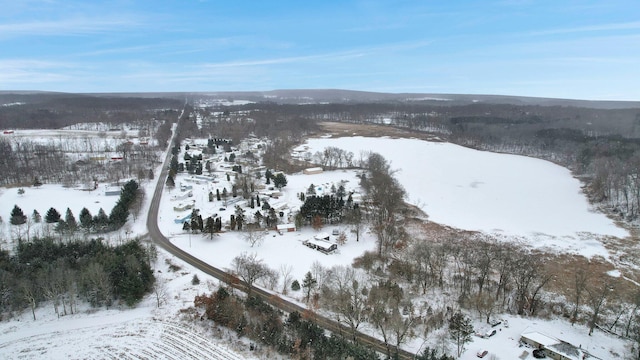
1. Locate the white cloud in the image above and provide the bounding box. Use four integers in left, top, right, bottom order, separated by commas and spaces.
529, 21, 640, 36
0, 17, 141, 38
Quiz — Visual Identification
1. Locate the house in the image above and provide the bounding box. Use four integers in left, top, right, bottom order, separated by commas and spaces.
303, 237, 337, 254
171, 190, 193, 201
520, 331, 587, 360
303, 167, 323, 175
174, 213, 192, 224
173, 202, 194, 212
276, 223, 296, 232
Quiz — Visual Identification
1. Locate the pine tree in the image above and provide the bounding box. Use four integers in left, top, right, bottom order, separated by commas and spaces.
79, 207, 93, 230
302, 271, 317, 303
65, 208, 78, 232
10, 205, 27, 225
148, 168, 154, 180
273, 173, 288, 189
204, 216, 215, 239
449, 312, 473, 357
170, 155, 179, 173
93, 208, 108, 232
166, 173, 175, 188
45, 207, 61, 224
216, 189, 221, 201
32, 209, 41, 223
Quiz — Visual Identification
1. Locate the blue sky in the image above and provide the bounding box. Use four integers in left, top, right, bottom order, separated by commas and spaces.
1, 0, 639, 100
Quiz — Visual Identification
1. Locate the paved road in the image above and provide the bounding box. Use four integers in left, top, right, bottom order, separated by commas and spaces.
145, 121, 417, 360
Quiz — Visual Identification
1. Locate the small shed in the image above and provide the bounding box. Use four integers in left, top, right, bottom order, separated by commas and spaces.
105, 187, 121, 196
303, 167, 323, 175
276, 223, 296, 232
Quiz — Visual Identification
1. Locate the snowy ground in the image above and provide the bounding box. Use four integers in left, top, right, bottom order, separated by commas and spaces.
298, 136, 629, 259
0, 184, 120, 247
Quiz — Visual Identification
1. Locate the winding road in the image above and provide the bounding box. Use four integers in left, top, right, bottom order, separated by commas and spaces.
145, 122, 417, 360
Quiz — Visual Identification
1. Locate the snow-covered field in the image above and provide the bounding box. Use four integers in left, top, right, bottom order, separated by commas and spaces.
298, 136, 629, 258
0, 184, 120, 246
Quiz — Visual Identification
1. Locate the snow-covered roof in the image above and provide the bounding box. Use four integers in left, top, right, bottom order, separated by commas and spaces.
521, 331, 559, 347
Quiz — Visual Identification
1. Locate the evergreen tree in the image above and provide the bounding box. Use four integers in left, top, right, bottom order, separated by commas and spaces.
45, 207, 61, 224
33, 177, 43, 187
449, 312, 473, 357
209, 191, 214, 202
10, 205, 27, 225
265, 169, 272, 184
291, 279, 301, 291
182, 221, 191, 232
32, 209, 41, 223
273, 173, 288, 189
148, 168, 154, 180
65, 208, 78, 232
79, 207, 93, 231
234, 206, 245, 231
216, 189, 221, 201
170, 155, 179, 173
93, 208, 109, 232
55, 219, 68, 234
204, 216, 216, 239
166, 173, 176, 188
302, 271, 317, 303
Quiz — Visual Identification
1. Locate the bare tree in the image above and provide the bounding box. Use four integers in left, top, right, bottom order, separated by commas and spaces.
587, 278, 616, 335
153, 279, 169, 308
232, 253, 272, 292
279, 264, 293, 295
571, 262, 590, 324
322, 265, 368, 341
243, 227, 265, 247
20, 281, 38, 321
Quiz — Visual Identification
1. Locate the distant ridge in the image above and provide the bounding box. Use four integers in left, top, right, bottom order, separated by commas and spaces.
1, 89, 639, 109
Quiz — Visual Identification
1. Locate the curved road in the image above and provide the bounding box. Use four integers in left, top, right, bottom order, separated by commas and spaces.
146, 123, 417, 360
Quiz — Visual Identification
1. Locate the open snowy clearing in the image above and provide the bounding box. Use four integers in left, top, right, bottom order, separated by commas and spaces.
298, 136, 628, 258
0, 184, 120, 246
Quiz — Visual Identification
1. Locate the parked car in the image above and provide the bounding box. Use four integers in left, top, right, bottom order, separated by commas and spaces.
485, 329, 497, 338
532, 349, 546, 358
476, 350, 488, 358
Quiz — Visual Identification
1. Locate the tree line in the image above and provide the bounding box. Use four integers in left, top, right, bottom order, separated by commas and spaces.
0, 237, 155, 320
